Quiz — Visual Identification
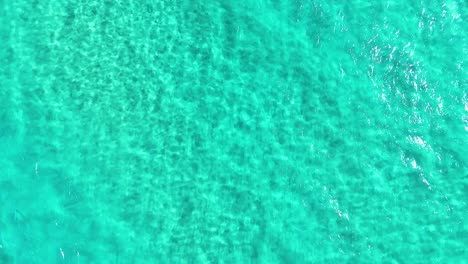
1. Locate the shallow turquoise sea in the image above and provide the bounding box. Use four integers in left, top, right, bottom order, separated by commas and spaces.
0, 0, 467, 263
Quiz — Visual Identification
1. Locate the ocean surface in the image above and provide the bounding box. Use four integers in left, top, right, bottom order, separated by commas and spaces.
0, 0, 466, 263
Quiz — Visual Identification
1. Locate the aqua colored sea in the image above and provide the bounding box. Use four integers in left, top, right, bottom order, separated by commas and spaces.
0, 1, 466, 263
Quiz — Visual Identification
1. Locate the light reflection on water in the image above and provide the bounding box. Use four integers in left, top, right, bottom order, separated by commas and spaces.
0, 0, 466, 262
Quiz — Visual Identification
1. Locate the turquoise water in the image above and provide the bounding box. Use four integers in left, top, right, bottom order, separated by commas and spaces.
0, 0, 467, 263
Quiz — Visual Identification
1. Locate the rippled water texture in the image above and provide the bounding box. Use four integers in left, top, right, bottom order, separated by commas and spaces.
0, 1, 467, 263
